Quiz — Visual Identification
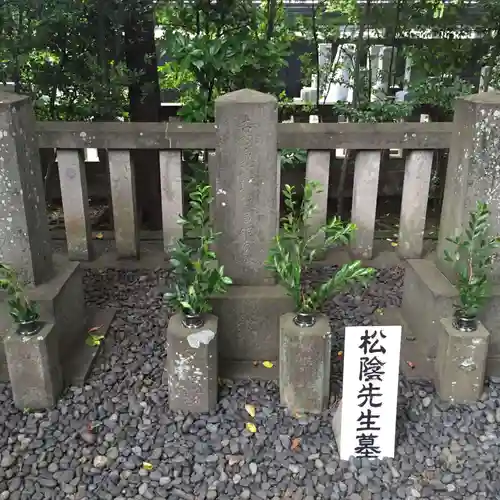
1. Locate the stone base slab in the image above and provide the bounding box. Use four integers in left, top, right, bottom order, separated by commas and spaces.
401, 259, 457, 360
331, 398, 342, 453
0, 301, 12, 380
165, 312, 218, 413
279, 312, 331, 414
28, 254, 87, 361
211, 285, 294, 363
219, 359, 279, 381
374, 307, 436, 381
401, 258, 500, 375
0, 255, 87, 383
4, 322, 63, 410
65, 307, 116, 386
436, 317, 489, 403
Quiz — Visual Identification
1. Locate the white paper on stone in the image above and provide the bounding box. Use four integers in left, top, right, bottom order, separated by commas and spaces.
187, 329, 215, 349
339, 325, 402, 461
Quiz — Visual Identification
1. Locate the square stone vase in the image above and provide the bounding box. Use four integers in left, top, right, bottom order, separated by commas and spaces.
436, 317, 490, 404
279, 312, 332, 414
4, 322, 63, 410
165, 313, 218, 413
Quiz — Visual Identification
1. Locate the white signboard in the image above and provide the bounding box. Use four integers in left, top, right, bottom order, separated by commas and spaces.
339, 326, 402, 460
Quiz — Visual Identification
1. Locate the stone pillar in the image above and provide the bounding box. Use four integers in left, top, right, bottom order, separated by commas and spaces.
212, 89, 278, 286
437, 93, 500, 283
0, 92, 53, 285
209, 89, 293, 374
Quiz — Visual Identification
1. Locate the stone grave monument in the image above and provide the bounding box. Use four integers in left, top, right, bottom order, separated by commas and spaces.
209, 89, 293, 378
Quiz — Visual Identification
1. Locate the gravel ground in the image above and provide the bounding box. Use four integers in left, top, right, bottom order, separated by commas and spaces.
1, 266, 500, 500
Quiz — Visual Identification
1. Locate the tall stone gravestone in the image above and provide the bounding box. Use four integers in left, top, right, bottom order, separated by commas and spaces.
0, 91, 88, 409
402, 92, 500, 377
209, 89, 293, 377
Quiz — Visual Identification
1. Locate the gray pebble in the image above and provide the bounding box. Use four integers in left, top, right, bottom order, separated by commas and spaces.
0, 267, 497, 498
93, 455, 108, 468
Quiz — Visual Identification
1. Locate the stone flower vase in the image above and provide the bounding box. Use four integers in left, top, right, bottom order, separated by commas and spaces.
165, 312, 218, 413
452, 309, 477, 333
435, 311, 490, 404
279, 311, 332, 414
16, 319, 43, 337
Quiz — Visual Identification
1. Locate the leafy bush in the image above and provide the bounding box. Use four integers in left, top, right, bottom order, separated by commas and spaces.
163, 183, 232, 316
0, 264, 39, 323
266, 181, 375, 314
280, 149, 308, 170
444, 201, 500, 319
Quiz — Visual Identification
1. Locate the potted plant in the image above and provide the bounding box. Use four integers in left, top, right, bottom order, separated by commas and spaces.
267, 181, 376, 326
0, 263, 41, 336
266, 181, 376, 413
435, 201, 499, 403
163, 183, 232, 328
163, 183, 232, 412
443, 201, 500, 332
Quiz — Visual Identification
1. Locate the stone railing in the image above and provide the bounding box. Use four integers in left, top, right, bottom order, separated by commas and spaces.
35, 101, 453, 263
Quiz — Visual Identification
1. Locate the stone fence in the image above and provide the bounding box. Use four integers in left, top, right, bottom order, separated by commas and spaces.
32, 94, 453, 263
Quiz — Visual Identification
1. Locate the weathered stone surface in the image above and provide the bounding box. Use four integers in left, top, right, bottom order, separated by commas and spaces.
165, 312, 218, 413
436, 317, 489, 404
211, 89, 279, 286
350, 151, 381, 260
0, 92, 53, 285
1, 256, 87, 386
279, 312, 331, 414
437, 93, 500, 283
482, 290, 500, 361
409, 93, 500, 377
211, 285, 293, 363
398, 150, 434, 259
28, 255, 86, 365
401, 259, 457, 359
56, 149, 93, 261
4, 322, 63, 409
0, 301, 12, 382
331, 398, 343, 448
108, 150, 139, 259
0, 94, 88, 404
401, 259, 500, 376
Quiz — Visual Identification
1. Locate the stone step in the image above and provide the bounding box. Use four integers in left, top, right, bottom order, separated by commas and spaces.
65, 307, 116, 386
0, 301, 13, 382
374, 306, 435, 381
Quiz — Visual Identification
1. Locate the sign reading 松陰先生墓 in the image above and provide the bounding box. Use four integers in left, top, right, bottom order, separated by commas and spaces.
338, 326, 402, 460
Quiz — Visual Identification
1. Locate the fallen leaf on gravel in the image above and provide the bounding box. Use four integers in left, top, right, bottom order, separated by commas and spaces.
262, 361, 273, 368
245, 404, 256, 418
291, 438, 301, 451
142, 462, 153, 470
245, 422, 257, 433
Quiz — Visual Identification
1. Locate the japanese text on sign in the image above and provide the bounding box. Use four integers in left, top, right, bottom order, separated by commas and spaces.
339, 326, 401, 460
